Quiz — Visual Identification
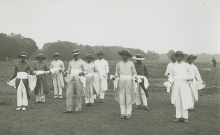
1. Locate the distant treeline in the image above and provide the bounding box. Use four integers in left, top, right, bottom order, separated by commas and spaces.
0, 33, 219, 62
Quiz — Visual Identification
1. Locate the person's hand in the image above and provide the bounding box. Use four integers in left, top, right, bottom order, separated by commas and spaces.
202, 82, 206, 84
7, 79, 11, 83
78, 72, 83, 76
59, 69, 62, 73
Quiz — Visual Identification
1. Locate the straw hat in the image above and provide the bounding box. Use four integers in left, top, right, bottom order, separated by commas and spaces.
72, 49, 80, 55
132, 54, 145, 60
118, 49, 133, 57
17, 52, 28, 58
35, 54, 46, 60
86, 54, 93, 59
187, 54, 197, 60
96, 51, 105, 56
52, 52, 60, 57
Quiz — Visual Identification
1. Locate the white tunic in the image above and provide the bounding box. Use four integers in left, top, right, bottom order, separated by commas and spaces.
170, 61, 194, 109
188, 63, 205, 101
165, 62, 175, 76
94, 58, 109, 91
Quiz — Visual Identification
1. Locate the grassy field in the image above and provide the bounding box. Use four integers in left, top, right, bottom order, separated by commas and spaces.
0, 60, 219, 135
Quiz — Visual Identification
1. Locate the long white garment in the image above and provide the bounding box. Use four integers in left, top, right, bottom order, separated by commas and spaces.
176, 90, 188, 119
50, 60, 65, 96
169, 62, 194, 110
16, 72, 28, 107
165, 62, 175, 77
135, 75, 149, 106
188, 64, 205, 101
36, 82, 45, 102
94, 59, 109, 97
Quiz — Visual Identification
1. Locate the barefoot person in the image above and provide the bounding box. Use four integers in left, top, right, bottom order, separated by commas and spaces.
169, 51, 194, 123
133, 54, 150, 110
94, 51, 109, 103
115, 49, 137, 120
85, 54, 100, 106
63, 49, 87, 113
187, 55, 205, 110
50, 53, 65, 99
8, 52, 34, 111
33, 54, 50, 103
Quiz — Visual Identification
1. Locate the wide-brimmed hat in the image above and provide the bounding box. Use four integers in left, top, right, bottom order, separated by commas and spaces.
175, 51, 185, 57
132, 54, 145, 60
52, 52, 60, 57
72, 49, 80, 55
86, 54, 93, 59
118, 49, 133, 57
187, 54, 197, 60
96, 51, 105, 56
17, 52, 28, 58
35, 54, 46, 60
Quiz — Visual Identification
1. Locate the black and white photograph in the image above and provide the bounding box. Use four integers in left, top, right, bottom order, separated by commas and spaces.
0, 0, 219, 135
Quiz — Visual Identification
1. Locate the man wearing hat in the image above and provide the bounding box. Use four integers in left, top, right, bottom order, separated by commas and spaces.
50, 53, 65, 99
94, 51, 109, 103
165, 53, 176, 77
187, 55, 205, 110
84, 54, 100, 106
115, 49, 137, 119
8, 52, 34, 111
63, 49, 87, 113
133, 54, 150, 110
169, 51, 194, 123
33, 54, 50, 103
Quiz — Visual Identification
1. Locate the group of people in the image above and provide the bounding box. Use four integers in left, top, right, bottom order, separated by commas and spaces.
7, 49, 205, 122
164, 51, 205, 123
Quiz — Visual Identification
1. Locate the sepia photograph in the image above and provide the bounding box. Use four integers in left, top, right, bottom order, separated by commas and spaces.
0, 0, 219, 135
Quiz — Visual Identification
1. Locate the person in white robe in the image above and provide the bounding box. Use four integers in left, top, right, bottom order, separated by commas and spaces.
94, 51, 109, 103
85, 54, 100, 106
50, 53, 65, 99
187, 55, 205, 110
169, 51, 194, 123
165, 53, 176, 77
115, 49, 137, 120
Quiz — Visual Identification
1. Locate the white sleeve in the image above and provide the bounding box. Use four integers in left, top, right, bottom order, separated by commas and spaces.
105, 60, 109, 74
195, 67, 203, 82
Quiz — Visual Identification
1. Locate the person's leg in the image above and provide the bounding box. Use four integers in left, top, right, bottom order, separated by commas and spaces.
99, 91, 105, 99
135, 85, 141, 107
119, 81, 126, 118
53, 78, 58, 97
175, 91, 182, 121
21, 81, 28, 110
57, 79, 62, 97
90, 86, 94, 104
65, 82, 74, 112
17, 81, 22, 109
41, 83, 45, 102
36, 88, 41, 102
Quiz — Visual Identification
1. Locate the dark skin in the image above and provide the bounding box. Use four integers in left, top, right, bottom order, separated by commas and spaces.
53, 56, 62, 72
98, 54, 103, 60
86, 57, 92, 63
136, 60, 141, 64
176, 55, 184, 63
121, 53, 129, 61
188, 58, 194, 65
38, 57, 43, 62
171, 57, 176, 63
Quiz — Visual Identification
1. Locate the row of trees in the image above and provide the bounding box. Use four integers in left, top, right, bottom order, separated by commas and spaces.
0, 33, 38, 60
40, 41, 160, 61
0, 33, 218, 62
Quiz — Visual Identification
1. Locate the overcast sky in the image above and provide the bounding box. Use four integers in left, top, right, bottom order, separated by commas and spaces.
0, 0, 219, 54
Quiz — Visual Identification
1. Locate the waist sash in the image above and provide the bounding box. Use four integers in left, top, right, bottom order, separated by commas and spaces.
17, 72, 28, 79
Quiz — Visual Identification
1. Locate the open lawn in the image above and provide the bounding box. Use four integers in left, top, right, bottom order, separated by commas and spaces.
0, 61, 220, 135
